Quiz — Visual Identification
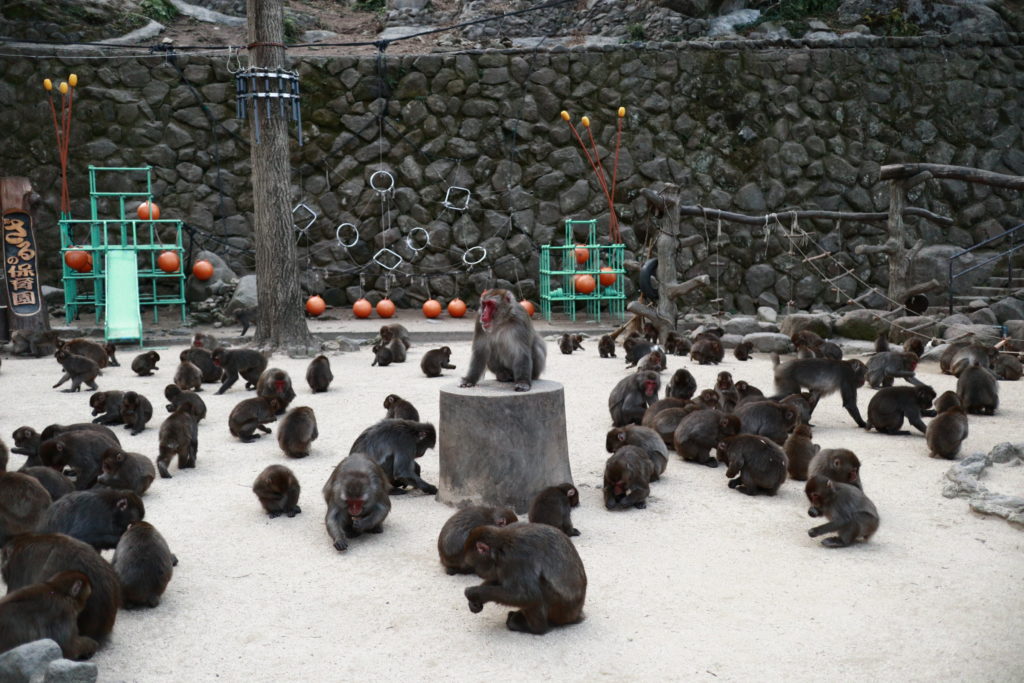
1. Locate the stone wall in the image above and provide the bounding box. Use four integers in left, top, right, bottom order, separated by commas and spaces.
1, 35, 1022, 311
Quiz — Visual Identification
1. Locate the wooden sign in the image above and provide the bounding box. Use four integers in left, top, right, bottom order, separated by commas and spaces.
0, 177, 49, 333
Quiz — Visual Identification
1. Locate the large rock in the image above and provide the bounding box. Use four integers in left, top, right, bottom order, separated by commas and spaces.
0, 639, 61, 683
779, 313, 832, 338
744, 264, 776, 297
438, 379, 571, 513
185, 250, 238, 302
742, 332, 793, 354
226, 274, 257, 314
722, 316, 761, 336
942, 323, 1002, 343
834, 309, 889, 340
44, 658, 98, 683
886, 316, 938, 343
990, 297, 1024, 324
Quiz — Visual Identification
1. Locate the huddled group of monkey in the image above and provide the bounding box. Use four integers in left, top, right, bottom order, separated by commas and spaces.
0, 287, 1018, 652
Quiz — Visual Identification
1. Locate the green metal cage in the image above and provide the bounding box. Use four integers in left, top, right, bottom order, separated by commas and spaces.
539, 219, 626, 322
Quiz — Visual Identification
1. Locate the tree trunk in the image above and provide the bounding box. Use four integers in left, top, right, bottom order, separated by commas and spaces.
887, 178, 909, 304
247, 0, 315, 353
655, 184, 680, 324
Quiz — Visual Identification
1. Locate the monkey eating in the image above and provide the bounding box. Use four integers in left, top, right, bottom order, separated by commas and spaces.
437, 505, 518, 575
461, 288, 546, 392
805, 475, 879, 548
528, 483, 581, 536
322, 453, 392, 552
602, 445, 654, 510
253, 464, 302, 518
421, 346, 457, 378
716, 435, 788, 496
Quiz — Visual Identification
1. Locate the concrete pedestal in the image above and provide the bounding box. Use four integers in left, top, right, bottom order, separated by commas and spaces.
438, 379, 572, 513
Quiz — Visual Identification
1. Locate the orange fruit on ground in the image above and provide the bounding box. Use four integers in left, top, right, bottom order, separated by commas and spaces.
137, 201, 160, 220
574, 245, 589, 264
192, 259, 214, 281
422, 299, 442, 318
353, 298, 372, 318
157, 251, 180, 273
574, 274, 596, 294
447, 298, 467, 318
599, 266, 617, 287
376, 298, 396, 318
520, 300, 535, 316
305, 295, 326, 316
65, 249, 90, 272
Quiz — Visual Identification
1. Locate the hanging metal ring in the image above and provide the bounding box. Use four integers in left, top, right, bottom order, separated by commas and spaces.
462, 246, 487, 266
406, 227, 430, 252
369, 170, 395, 194
335, 223, 359, 248
373, 248, 403, 270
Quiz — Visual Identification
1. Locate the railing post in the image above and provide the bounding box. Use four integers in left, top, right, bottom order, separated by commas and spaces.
948, 260, 954, 315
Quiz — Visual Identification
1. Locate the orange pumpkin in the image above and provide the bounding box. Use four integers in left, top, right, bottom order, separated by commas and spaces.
376, 298, 396, 318
599, 266, 617, 287
65, 249, 90, 273
574, 245, 589, 265
192, 259, 214, 281
574, 274, 596, 294
157, 251, 180, 273
305, 295, 326, 316
422, 299, 442, 318
520, 300, 535, 316
137, 201, 160, 220
447, 298, 467, 318
353, 298, 372, 318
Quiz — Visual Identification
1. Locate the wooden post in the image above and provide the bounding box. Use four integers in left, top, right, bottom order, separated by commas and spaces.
655, 184, 680, 325
246, 0, 315, 352
886, 178, 911, 304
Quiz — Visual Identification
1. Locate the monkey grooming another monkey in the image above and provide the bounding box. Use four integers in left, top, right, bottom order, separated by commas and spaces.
0, 571, 97, 659
463, 523, 587, 634
528, 483, 581, 536
437, 506, 519, 574
253, 465, 302, 518
805, 475, 879, 547
461, 289, 546, 392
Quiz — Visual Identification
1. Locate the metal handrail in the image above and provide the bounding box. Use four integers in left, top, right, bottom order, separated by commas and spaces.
948, 221, 1024, 313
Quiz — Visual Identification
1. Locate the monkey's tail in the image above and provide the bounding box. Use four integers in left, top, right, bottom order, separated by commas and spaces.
771, 352, 781, 367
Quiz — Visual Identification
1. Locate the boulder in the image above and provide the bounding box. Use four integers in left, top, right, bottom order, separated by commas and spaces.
885, 316, 938, 343
742, 332, 793, 354
942, 323, 1002, 344
834, 309, 889, 340
722, 316, 761, 336
757, 306, 778, 323
225, 274, 257, 314
0, 639, 61, 683
779, 313, 832, 338
990, 297, 1024, 324
43, 658, 98, 683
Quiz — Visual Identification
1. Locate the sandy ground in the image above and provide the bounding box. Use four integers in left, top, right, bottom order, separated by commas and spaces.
2, 319, 1023, 682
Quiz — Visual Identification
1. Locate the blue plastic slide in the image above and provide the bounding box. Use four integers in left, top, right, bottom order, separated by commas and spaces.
104, 249, 143, 343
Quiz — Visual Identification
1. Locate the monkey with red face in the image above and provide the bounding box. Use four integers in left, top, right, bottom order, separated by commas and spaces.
461, 289, 546, 392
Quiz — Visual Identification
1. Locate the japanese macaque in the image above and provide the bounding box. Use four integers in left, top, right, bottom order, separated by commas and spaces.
461, 289, 546, 392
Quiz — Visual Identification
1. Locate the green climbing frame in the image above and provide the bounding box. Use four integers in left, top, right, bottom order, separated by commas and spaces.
58, 165, 186, 337
540, 219, 626, 322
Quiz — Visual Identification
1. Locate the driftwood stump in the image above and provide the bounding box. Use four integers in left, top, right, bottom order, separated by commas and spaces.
438, 379, 572, 513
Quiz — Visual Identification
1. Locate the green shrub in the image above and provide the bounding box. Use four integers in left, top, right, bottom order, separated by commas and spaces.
139, 0, 178, 23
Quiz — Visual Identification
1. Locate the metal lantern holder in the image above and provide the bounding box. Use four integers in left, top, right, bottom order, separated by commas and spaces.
235, 67, 303, 145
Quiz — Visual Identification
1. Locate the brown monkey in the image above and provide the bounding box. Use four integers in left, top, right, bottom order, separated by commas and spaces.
993, 353, 1022, 381
664, 332, 691, 356
111, 521, 177, 608
734, 400, 798, 445
805, 475, 879, 547
437, 505, 518, 574
256, 368, 296, 414
637, 349, 667, 373
131, 351, 160, 376
623, 336, 653, 367
119, 391, 153, 435
349, 419, 437, 495
942, 342, 996, 375
808, 448, 862, 490
641, 397, 690, 426
38, 430, 119, 490
925, 393, 969, 459
866, 351, 921, 388
463, 523, 587, 634
0, 571, 97, 659
608, 371, 660, 427
772, 355, 869, 428
734, 340, 753, 361
164, 384, 207, 422
734, 380, 766, 406
322, 452, 392, 551
1, 533, 121, 641
779, 392, 813, 426
53, 349, 99, 392
157, 404, 199, 478
558, 334, 575, 355
96, 448, 156, 495
716, 371, 739, 412
192, 332, 220, 350
570, 334, 584, 350
528, 483, 581, 536
603, 445, 653, 510
716, 435, 788, 496
383, 394, 419, 421
59, 339, 111, 369
173, 360, 203, 392
874, 332, 890, 353
0, 470, 51, 545
955, 360, 999, 415
421, 346, 457, 378
277, 406, 318, 458
235, 306, 257, 336
90, 391, 125, 425
673, 409, 740, 467
10, 328, 61, 357
903, 337, 925, 356
228, 396, 281, 442
645, 406, 690, 447
690, 336, 724, 364
40, 489, 145, 551
665, 368, 696, 400
792, 329, 825, 352
379, 324, 411, 350
605, 425, 668, 480
694, 388, 722, 411
212, 347, 268, 394
384, 335, 407, 363
252, 464, 302, 518
784, 423, 818, 481
306, 355, 334, 392
180, 347, 222, 383
20, 467, 74, 503
371, 343, 393, 367
461, 288, 546, 392
598, 335, 616, 358
642, 322, 659, 344
867, 385, 936, 434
